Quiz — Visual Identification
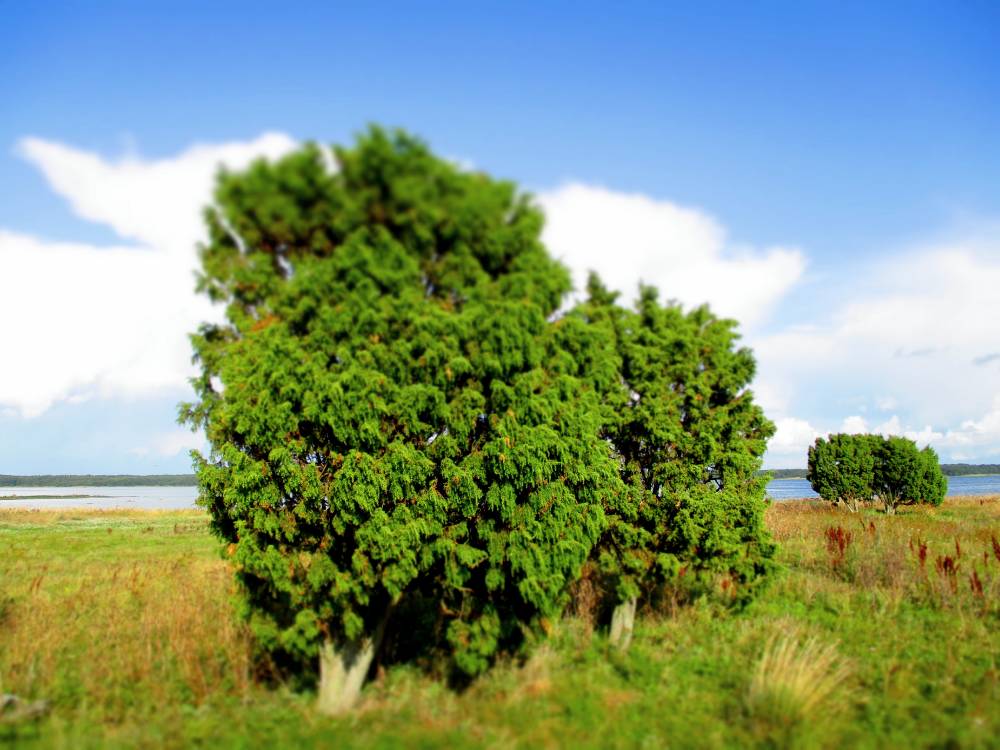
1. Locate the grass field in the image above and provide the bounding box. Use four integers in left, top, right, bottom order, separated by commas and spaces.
1, 498, 998, 749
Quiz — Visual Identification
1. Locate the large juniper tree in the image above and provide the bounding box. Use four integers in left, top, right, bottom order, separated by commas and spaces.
182, 128, 621, 712
184, 126, 778, 708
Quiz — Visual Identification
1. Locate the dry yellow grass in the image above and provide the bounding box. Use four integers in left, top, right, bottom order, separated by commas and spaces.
765, 495, 1000, 615
0, 511, 252, 722
0, 500, 996, 748
747, 626, 852, 726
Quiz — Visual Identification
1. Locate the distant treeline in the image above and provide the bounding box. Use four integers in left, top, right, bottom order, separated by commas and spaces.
0, 474, 197, 487
940, 464, 1000, 476
762, 464, 1000, 480
762, 469, 809, 479
4, 465, 997, 487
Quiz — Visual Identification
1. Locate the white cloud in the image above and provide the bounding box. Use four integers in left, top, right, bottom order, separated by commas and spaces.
767, 417, 822, 466
12, 132, 996, 468
905, 424, 945, 446
874, 415, 903, 436
756, 242, 1000, 427
840, 416, 869, 434
846, 415, 938, 445
538, 183, 805, 328
3, 148, 806, 419
766, 404, 1000, 468
0, 230, 196, 415
16, 133, 295, 253
0, 133, 298, 417
757, 235, 1000, 464
932, 396, 1000, 456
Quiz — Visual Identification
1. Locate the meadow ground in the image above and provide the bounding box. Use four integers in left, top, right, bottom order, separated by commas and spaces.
1, 498, 998, 749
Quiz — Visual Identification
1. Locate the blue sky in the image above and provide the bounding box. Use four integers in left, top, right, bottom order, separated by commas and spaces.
2, 1, 999, 472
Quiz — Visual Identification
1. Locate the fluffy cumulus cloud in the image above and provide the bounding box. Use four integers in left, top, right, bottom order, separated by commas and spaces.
767, 417, 823, 465
0, 133, 297, 416
756, 234, 1000, 466
16, 134, 296, 252
9, 131, 998, 470
835, 398, 1000, 461
3, 149, 806, 419
766, 397, 1000, 468
538, 183, 805, 328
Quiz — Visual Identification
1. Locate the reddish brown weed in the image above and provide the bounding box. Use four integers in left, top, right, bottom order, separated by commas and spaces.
909, 537, 929, 569
969, 570, 984, 598
935, 555, 959, 593
824, 526, 853, 568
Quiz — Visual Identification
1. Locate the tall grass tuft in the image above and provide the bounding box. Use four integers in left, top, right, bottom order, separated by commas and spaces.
747, 627, 852, 745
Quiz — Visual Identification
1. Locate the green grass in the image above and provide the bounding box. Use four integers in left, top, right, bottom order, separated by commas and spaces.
1, 499, 998, 749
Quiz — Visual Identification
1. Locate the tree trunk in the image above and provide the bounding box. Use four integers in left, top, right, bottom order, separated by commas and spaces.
317, 613, 389, 715
609, 596, 637, 651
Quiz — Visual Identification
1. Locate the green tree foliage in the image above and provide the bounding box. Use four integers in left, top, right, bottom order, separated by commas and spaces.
875, 437, 946, 514
183, 128, 621, 710
183, 126, 776, 707
807, 434, 876, 512
807, 434, 947, 515
574, 278, 775, 645
919, 447, 948, 506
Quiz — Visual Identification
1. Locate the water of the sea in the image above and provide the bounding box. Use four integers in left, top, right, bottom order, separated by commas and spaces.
0, 485, 199, 510
2, 475, 998, 509
766, 474, 1000, 500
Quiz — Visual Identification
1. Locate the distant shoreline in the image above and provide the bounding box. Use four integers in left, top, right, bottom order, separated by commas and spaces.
767, 473, 1000, 480
0, 475, 197, 487
3, 468, 997, 487
1, 494, 110, 501
762, 464, 1000, 480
